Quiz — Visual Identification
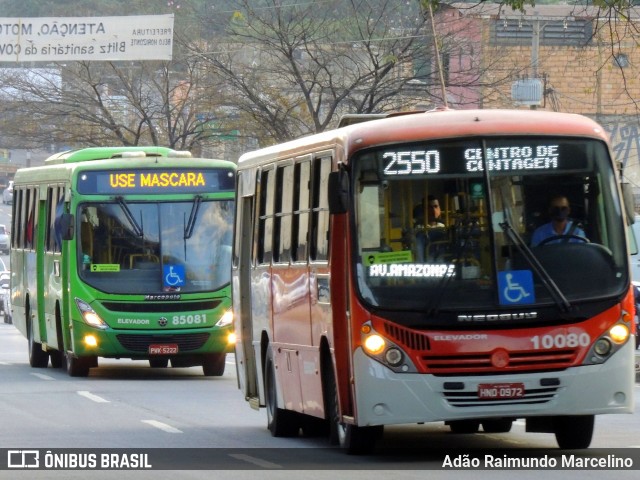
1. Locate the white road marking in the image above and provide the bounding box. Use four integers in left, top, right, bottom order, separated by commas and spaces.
31, 373, 55, 381
229, 454, 282, 469
0, 361, 12, 365
77, 390, 110, 403
141, 420, 183, 433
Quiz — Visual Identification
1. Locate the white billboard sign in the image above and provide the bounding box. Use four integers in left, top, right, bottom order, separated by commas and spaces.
0, 15, 174, 62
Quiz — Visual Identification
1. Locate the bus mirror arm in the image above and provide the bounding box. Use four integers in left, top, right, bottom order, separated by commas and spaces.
328, 169, 350, 214
59, 213, 75, 240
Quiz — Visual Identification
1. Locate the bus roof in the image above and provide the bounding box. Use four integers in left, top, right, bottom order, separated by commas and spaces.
237, 109, 610, 169
44, 146, 193, 165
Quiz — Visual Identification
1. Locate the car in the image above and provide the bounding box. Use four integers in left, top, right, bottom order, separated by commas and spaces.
2, 180, 13, 205
0, 258, 9, 324
0, 224, 9, 254
0, 271, 10, 324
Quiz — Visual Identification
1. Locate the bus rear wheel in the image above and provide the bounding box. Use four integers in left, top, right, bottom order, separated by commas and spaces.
49, 350, 64, 368
28, 317, 49, 368
554, 415, 594, 449
264, 347, 299, 437
149, 358, 169, 368
481, 419, 513, 433
324, 358, 381, 454
202, 353, 226, 376
447, 420, 480, 434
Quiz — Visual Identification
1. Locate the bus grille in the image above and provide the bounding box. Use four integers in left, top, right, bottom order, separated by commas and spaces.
443, 386, 559, 407
383, 323, 431, 350
381, 322, 578, 374
422, 350, 577, 375
116, 333, 210, 352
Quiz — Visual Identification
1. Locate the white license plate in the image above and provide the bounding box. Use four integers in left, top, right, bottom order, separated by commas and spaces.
477, 382, 525, 399
148, 344, 178, 355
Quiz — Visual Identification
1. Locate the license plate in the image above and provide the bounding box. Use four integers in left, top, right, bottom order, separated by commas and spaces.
149, 344, 178, 355
477, 383, 525, 399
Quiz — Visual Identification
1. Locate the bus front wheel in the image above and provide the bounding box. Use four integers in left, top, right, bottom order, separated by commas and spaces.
202, 353, 226, 376
28, 317, 49, 368
264, 347, 299, 437
65, 352, 91, 377
324, 358, 381, 454
554, 415, 594, 449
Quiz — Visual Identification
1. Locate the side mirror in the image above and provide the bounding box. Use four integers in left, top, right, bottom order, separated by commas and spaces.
328, 169, 350, 214
621, 183, 636, 225
59, 213, 75, 240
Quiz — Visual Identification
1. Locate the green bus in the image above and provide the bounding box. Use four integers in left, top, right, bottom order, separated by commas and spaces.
10, 147, 236, 377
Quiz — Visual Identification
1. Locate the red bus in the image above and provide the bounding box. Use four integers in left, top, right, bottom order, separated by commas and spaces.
232, 109, 636, 453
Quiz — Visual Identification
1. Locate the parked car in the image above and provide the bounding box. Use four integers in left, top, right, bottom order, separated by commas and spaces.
0, 224, 9, 254
0, 271, 10, 325
0, 258, 9, 324
2, 180, 13, 205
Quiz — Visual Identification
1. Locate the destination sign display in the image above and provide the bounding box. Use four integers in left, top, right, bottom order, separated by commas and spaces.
370, 138, 599, 177
77, 168, 234, 194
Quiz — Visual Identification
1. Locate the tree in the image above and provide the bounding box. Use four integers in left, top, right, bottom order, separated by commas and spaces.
1, 0, 640, 154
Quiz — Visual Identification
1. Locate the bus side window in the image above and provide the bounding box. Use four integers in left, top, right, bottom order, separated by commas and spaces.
310, 156, 331, 261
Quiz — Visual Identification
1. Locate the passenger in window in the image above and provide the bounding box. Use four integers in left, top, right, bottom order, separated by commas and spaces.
414, 195, 446, 262
530, 194, 587, 246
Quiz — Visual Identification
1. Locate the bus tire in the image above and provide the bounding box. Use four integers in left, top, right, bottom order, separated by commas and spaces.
448, 420, 480, 434
27, 317, 49, 368
265, 347, 299, 437
481, 419, 513, 433
149, 358, 169, 368
324, 357, 381, 454
554, 415, 594, 449
202, 353, 226, 376
49, 350, 63, 368
65, 352, 90, 377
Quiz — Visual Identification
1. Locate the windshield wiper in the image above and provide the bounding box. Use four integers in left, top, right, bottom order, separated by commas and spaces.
116, 196, 143, 237
184, 195, 202, 240
499, 218, 572, 313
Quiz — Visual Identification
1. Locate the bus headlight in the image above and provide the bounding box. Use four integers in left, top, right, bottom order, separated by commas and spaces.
593, 338, 611, 356
75, 298, 108, 329
363, 334, 386, 355
215, 310, 234, 327
609, 324, 629, 344
385, 347, 404, 366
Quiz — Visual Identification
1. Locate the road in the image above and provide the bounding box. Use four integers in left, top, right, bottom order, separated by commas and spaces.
1, 204, 640, 480
1, 323, 640, 480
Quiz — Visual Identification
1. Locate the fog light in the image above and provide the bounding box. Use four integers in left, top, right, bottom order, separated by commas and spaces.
83, 335, 98, 347
363, 334, 385, 355
594, 338, 611, 356
385, 347, 403, 366
609, 324, 629, 344
227, 332, 237, 345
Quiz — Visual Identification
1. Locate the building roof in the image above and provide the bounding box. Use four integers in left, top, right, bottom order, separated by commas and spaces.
447, 2, 640, 20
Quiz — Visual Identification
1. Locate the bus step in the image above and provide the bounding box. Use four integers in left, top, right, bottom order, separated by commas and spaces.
248, 396, 260, 411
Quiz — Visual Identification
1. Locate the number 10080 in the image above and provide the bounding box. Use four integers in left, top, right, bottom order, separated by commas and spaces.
531, 333, 590, 349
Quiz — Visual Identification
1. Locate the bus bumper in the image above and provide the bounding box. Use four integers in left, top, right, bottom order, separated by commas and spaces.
70, 321, 234, 359
351, 341, 635, 427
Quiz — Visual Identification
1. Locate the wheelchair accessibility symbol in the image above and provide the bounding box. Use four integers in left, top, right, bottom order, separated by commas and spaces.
498, 270, 535, 305
163, 264, 185, 288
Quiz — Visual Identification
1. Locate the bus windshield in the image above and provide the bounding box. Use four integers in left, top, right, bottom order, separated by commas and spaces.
77, 199, 234, 294
352, 136, 628, 316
